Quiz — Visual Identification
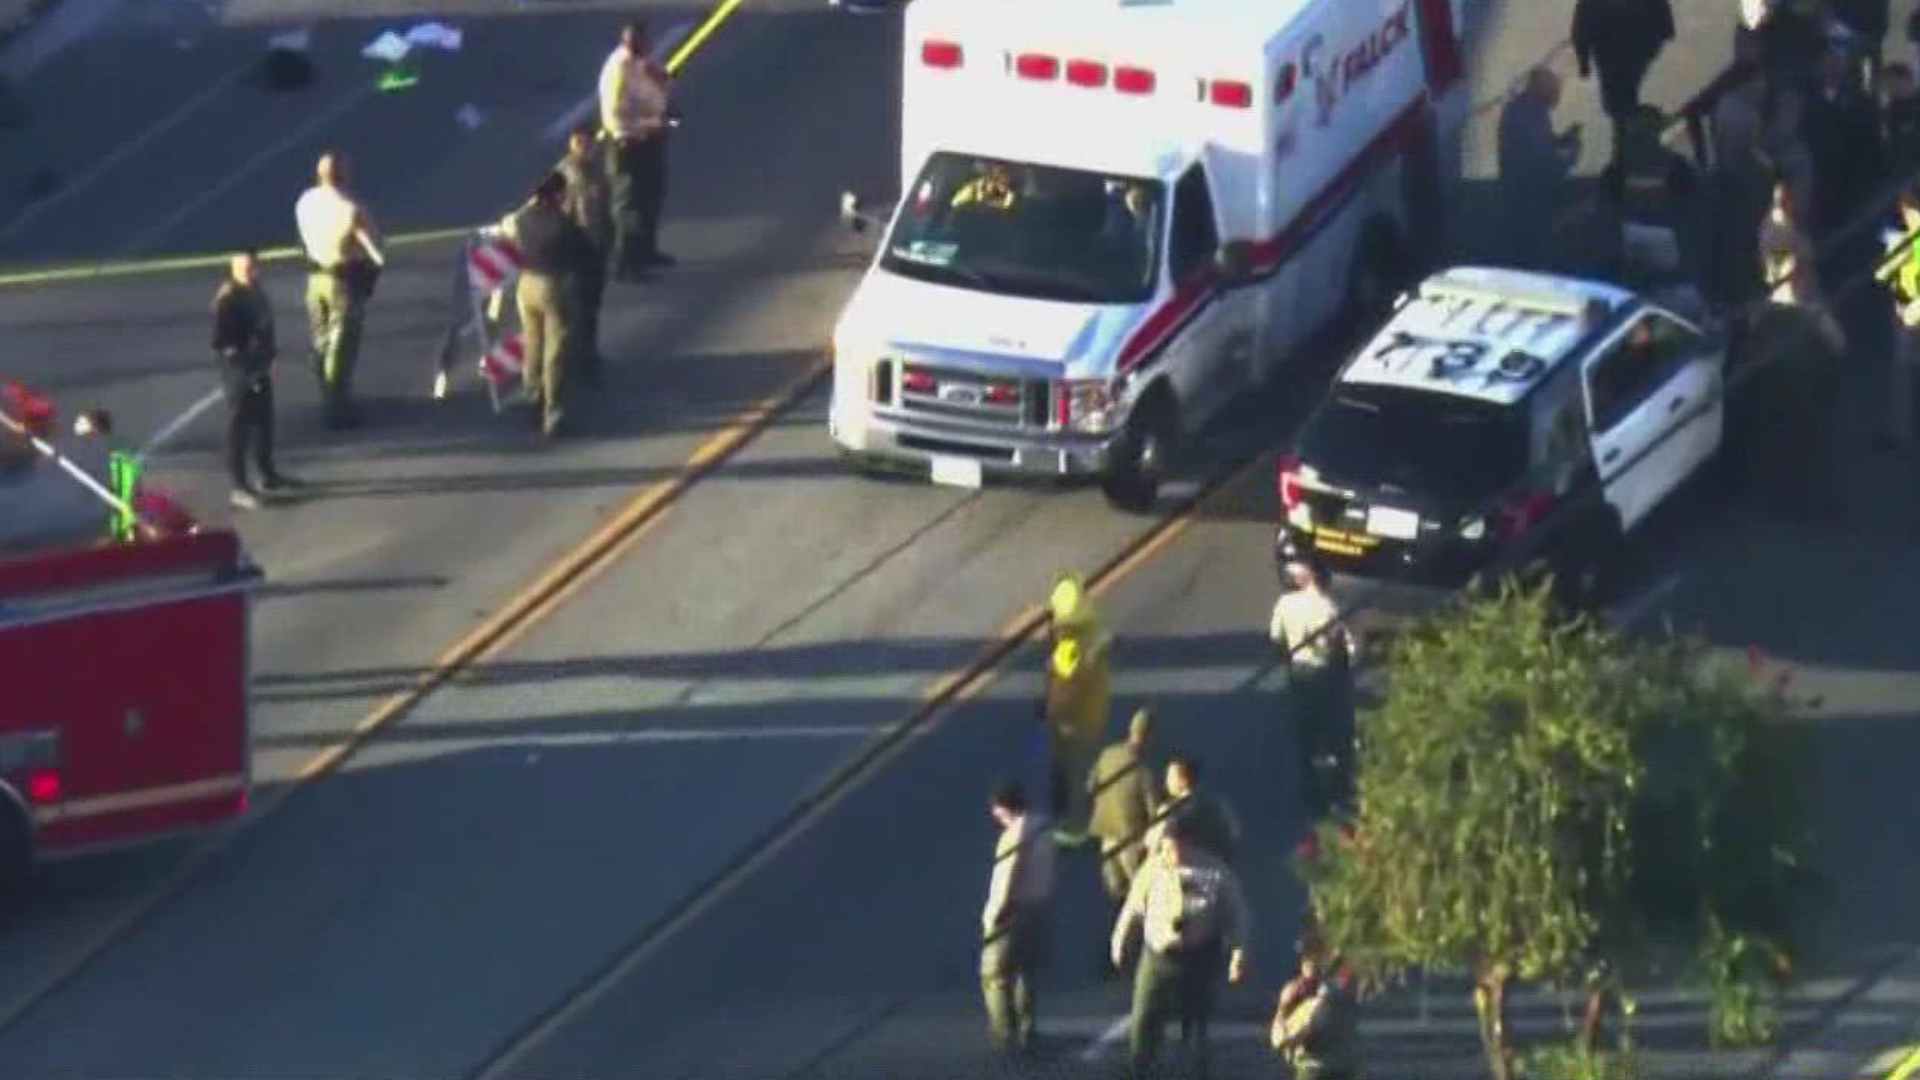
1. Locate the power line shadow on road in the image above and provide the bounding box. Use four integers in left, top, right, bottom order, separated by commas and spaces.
250, 629, 1277, 707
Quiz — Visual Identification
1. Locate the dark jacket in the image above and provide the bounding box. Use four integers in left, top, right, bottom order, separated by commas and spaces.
1832, 0, 1889, 43
1804, 85, 1887, 230
211, 279, 276, 376
1572, 0, 1675, 69
509, 198, 597, 281
1886, 93, 1920, 183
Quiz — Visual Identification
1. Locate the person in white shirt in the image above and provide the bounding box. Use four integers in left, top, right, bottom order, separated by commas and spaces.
980, 782, 1055, 1057
294, 152, 383, 429
597, 20, 675, 278
1269, 559, 1358, 816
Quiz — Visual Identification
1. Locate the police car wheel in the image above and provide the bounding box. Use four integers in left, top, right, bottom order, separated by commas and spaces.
1102, 394, 1175, 512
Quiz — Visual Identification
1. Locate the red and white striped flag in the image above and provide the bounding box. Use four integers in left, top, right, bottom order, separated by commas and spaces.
480, 331, 524, 387
468, 237, 523, 294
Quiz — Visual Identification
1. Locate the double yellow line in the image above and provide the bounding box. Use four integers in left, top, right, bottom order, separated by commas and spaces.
0, 0, 753, 290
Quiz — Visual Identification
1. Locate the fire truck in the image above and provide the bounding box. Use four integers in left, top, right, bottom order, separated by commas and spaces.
0, 381, 258, 893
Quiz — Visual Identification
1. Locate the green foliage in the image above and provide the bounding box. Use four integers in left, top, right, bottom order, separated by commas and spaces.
1520, 1044, 1641, 1080
1296, 579, 1819, 1069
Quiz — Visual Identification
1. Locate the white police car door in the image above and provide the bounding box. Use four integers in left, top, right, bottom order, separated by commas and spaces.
1581, 310, 1716, 533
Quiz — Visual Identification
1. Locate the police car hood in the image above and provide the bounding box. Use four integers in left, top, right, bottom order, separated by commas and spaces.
843, 267, 1145, 378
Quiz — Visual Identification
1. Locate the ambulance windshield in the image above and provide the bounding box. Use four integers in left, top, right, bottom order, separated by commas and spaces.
881, 153, 1163, 305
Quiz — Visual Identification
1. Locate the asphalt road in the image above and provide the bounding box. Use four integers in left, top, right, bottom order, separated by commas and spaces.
0, 0, 1916, 1077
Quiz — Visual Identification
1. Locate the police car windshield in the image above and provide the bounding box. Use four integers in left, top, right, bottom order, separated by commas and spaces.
881, 153, 1163, 305
1298, 386, 1530, 504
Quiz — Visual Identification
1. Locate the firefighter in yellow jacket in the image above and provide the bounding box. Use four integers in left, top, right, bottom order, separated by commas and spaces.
1043, 572, 1110, 830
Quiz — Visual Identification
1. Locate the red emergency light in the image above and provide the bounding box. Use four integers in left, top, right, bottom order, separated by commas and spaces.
922, 39, 963, 68
901, 368, 936, 394
1065, 59, 1107, 88
25, 767, 60, 804
1014, 52, 1059, 80
1208, 78, 1253, 108
1113, 65, 1156, 94
984, 383, 1019, 405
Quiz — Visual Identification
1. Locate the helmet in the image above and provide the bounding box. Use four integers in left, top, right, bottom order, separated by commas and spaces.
1273, 527, 1313, 580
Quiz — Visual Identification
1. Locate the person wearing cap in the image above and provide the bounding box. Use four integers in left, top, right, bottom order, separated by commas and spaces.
294, 151, 384, 429
1086, 707, 1162, 921
1043, 571, 1111, 829
598, 20, 675, 278
980, 781, 1056, 1058
1270, 560, 1358, 817
1111, 815, 1251, 1080
501, 171, 598, 437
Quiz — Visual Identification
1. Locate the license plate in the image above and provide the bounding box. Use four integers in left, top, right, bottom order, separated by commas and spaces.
930, 455, 983, 489
1365, 505, 1420, 540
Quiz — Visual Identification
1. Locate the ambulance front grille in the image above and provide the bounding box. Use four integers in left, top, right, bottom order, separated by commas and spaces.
892, 361, 1050, 430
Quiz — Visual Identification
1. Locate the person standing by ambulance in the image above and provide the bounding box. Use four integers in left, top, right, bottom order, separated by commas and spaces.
598, 21, 675, 280
558, 123, 615, 385
295, 151, 384, 430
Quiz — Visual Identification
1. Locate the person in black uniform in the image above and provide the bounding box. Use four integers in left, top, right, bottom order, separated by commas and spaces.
211, 250, 295, 509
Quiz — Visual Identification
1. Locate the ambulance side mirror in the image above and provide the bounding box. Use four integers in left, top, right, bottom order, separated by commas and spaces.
1214, 240, 1254, 284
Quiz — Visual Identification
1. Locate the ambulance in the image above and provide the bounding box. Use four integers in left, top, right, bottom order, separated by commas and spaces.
831, 0, 1471, 508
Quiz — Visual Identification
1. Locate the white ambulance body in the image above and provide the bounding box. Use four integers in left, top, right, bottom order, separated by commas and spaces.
830, 0, 1470, 507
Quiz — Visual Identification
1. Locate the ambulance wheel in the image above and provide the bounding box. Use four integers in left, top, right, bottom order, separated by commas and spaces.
1102, 390, 1176, 513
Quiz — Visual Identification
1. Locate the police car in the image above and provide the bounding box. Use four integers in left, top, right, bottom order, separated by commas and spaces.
1275, 267, 1727, 598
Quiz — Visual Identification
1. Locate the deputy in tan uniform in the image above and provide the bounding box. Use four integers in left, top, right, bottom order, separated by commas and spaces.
598, 20, 674, 278
1086, 707, 1160, 915
294, 151, 384, 429
980, 781, 1056, 1057
1271, 950, 1362, 1080
1111, 815, 1251, 1080
558, 123, 614, 384
1270, 560, 1358, 816
501, 172, 597, 437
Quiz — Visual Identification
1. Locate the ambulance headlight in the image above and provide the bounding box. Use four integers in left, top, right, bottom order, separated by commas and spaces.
1061, 379, 1116, 434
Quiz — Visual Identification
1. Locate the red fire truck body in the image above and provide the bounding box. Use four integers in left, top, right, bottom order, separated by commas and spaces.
1, 384, 258, 886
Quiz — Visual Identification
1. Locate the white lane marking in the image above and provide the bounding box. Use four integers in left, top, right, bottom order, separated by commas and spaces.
1606, 571, 1684, 630
1077, 1016, 1131, 1061
539, 22, 694, 144
139, 385, 224, 461
118, 84, 376, 256
0, 0, 125, 80
0, 57, 258, 243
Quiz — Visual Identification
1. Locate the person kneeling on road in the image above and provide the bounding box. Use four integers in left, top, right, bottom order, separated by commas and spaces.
502, 172, 598, 437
